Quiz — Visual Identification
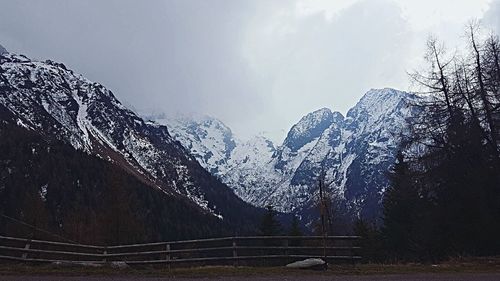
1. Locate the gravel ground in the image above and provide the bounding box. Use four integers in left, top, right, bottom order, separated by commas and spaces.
1, 273, 500, 281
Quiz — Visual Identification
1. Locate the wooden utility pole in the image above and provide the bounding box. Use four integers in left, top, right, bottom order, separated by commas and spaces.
318, 176, 327, 260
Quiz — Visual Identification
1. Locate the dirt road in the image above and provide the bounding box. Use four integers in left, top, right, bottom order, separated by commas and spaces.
1, 273, 500, 281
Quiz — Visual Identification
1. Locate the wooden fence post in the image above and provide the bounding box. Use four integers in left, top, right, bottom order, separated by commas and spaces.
350, 238, 355, 267
102, 246, 107, 263
21, 241, 30, 260
232, 238, 237, 267
284, 238, 289, 259
166, 243, 171, 270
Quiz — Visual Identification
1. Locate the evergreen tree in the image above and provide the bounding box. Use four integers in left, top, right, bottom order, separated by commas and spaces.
400, 24, 500, 260
288, 215, 302, 246
353, 217, 383, 263
382, 151, 420, 261
259, 205, 282, 236
0, 121, 245, 244
288, 215, 302, 236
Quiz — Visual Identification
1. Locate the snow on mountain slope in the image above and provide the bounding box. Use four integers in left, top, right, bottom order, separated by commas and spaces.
0, 50, 259, 220
149, 108, 339, 210
282, 108, 335, 152
298, 88, 420, 219
159, 88, 420, 219
0, 44, 7, 55
148, 114, 236, 176
274, 108, 338, 173
223, 134, 281, 205
148, 114, 280, 206
150, 109, 327, 211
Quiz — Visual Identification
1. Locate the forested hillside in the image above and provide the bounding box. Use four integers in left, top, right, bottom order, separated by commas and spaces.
0, 116, 259, 245
359, 24, 500, 262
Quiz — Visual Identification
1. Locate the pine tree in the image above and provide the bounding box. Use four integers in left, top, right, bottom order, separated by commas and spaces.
288, 215, 302, 246
288, 215, 302, 236
259, 205, 282, 236
353, 217, 383, 263
382, 151, 420, 261
403, 24, 500, 260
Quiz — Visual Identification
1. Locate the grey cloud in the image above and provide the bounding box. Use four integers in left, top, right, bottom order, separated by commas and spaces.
0, 0, 465, 140
484, 0, 500, 33
0, 0, 267, 133
241, 0, 414, 135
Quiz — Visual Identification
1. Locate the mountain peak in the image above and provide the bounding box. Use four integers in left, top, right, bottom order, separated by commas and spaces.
294, 108, 333, 128
360, 88, 406, 102
347, 88, 410, 121
311, 107, 332, 115
0, 44, 7, 55
282, 107, 338, 152
149, 113, 237, 176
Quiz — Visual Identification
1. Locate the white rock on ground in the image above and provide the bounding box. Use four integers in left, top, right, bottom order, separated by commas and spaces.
286, 258, 326, 269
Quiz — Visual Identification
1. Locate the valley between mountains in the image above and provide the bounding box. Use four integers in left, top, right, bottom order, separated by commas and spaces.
147, 88, 421, 225
0, 45, 419, 241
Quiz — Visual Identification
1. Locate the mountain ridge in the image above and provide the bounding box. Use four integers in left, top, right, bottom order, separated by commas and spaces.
151, 88, 420, 222
0, 50, 262, 230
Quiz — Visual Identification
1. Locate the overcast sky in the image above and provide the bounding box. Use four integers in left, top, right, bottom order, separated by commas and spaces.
0, 0, 499, 141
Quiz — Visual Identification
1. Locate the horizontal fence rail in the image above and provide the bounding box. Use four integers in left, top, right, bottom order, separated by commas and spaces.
0, 235, 361, 267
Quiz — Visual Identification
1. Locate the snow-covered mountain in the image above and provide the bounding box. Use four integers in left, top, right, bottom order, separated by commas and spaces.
0, 44, 7, 55
0, 48, 260, 224
147, 114, 236, 176
153, 88, 420, 220
146, 115, 277, 206
291, 88, 420, 219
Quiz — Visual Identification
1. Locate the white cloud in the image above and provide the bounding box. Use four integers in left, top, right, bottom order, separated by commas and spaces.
240, 0, 413, 138
484, 0, 500, 33
293, 0, 492, 30
295, 0, 360, 20
394, 0, 491, 30
0, 0, 497, 141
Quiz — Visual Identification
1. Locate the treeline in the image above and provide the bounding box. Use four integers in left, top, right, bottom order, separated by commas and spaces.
358, 24, 500, 262
0, 119, 258, 245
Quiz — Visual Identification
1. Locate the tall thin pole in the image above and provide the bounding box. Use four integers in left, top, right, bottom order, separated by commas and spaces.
319, 176, 326, 260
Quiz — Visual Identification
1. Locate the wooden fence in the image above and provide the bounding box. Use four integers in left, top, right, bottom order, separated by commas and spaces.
0, 235, 361, 267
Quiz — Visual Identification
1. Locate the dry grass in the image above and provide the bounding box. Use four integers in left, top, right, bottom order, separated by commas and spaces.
0, 257, 499, 278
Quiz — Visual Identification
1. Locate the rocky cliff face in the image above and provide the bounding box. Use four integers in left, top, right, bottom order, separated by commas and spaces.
0, 44, 7, 55
155, 88, 420, 221
0, 50, 261, 225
